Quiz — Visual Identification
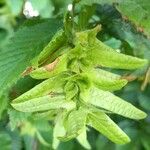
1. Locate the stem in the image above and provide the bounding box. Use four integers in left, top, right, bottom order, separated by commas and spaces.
64, 0, 79, 45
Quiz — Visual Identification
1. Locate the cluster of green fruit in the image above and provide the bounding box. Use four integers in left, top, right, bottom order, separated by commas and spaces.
11, 25, 147, 149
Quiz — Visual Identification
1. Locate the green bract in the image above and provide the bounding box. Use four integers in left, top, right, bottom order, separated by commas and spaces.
11, 25, 148, 148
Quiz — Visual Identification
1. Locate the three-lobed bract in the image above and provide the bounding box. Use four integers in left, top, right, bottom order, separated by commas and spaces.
11, 25, 148, 148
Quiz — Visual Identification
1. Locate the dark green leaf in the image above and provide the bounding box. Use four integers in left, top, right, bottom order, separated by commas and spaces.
0, 19, 62, 95
116, 0, 150, 36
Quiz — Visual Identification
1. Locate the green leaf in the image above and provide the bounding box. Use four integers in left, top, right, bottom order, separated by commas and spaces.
74, 26, 147, 70
115, 126, 139, 150
33, 110, 58, 120
52, 114, 66, 149
77, 5, 95, 30
67, 45, 88, 73
38, 30, 67, 65
0, 19, 62, 95
11, 75, 65, 104
76, 128, 91, 150
82, 87, 147, 119
86, 68, 127, 91
59, 108, 87, 141
87, 38, 148, 69
64, 80, 79, 100
36, 131, 50, 147
87, 111, 130, 144
30, 53, 68, 79
116, 0, 150, 36
11, 74, 73, 112
11, 94, 76, 112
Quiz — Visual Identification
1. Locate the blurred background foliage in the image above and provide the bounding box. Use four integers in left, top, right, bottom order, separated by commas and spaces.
0, 0, 150, 149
